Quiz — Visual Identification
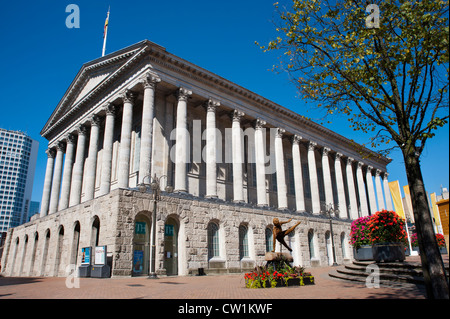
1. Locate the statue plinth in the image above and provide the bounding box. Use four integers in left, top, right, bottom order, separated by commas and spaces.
265, 252, 293, 263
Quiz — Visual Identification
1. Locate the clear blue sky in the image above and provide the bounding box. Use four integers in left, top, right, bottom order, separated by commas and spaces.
0, 0, 448, 204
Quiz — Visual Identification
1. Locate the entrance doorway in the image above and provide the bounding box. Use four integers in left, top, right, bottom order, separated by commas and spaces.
133, 214, 151, 276
164, 217, 179, 276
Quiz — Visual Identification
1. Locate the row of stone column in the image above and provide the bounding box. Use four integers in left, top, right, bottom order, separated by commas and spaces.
170, 86, 393, 219
40, 73, 160, 217
40, 75, 392, 220
259, 126, 391, 218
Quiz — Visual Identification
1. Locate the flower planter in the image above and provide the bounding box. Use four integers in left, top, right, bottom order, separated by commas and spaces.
276, 278, 301, 287
301, 276, 315, 286
244, 260, 314, 289
245, 275, 315, 288
276, 276, 315, 287
353, 245, 374, 261
372, 243, 405, 262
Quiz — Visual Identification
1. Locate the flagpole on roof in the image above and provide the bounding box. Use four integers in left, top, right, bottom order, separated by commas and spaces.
102, 6, 110, 57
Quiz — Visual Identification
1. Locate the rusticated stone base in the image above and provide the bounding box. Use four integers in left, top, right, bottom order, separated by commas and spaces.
1, 189, 352, 278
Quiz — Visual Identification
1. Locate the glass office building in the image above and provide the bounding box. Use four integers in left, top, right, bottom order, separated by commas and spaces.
0, 128, 38, 232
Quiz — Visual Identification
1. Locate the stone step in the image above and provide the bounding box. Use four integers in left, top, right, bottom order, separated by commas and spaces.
334, 267, 425, 285
329, 257, 449, 287
328, 269, 365, 284
352, 260, 422, 270
328, 269, 424, 289
344, 264, 423, 277
352, 260, 449, 275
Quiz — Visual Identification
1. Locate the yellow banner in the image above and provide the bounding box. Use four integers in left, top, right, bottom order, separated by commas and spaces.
402, 185, 417, 222
430, 193, 441, 227
403, 185, 414, 217
389, 180, 406, 220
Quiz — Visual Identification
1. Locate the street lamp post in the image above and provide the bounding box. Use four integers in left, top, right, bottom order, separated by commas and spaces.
138, 173, 173, 279
322, 203, 340, 267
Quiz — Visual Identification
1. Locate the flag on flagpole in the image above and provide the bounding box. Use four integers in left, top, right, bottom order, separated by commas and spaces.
102, 7, 110, 57
103, 8, 109, 39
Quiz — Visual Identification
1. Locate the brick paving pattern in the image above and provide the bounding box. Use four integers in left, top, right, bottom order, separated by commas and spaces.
2, 255, 445, 299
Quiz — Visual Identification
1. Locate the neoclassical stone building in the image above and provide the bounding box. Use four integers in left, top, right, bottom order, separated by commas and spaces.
1, 40, 393, 277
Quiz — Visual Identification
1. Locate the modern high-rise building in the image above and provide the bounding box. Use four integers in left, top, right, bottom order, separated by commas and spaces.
28, 201, 40, 221
0, 129, 39, 232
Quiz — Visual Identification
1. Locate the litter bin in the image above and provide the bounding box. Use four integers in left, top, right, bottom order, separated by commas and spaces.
91, 264, 111, 278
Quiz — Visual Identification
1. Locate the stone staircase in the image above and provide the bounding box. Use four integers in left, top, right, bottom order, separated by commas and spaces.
328, 260, 450, 286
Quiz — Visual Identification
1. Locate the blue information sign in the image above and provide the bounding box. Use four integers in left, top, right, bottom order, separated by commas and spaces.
81, 247, 91, 265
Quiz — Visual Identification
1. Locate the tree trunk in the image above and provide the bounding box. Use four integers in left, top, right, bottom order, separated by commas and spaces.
403, 149, 449, 299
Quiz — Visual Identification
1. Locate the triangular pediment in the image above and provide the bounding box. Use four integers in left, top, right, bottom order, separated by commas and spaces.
73, 67, 115, 105
41, 40, 162, 137
53, 63, 122, 120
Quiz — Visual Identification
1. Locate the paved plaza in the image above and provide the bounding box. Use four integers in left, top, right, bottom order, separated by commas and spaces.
1, 256, 443, 300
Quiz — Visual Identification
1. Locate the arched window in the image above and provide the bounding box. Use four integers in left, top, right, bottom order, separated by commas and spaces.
40, 229, 51, 276
308, 229, 315, 259
265, 227, 273, 252
9, 237, 20, 276
340, 232, 347, 259
71, 222, 81, 265
239, 225, 249, 259
55, 226, 65, 275
208, 222, 220, 259
91, 216, 100, 247
29, 232, 39, 276
19, 235, 29, 276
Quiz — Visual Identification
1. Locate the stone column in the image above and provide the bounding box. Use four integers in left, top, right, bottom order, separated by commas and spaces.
383, 173, 393, 210
356, 162, 369, 216
366, 165, 377, 214
118, 90, 136, 189
70, 125, 87, 207
40, 148, 55, 217
139, 74, 160, 184
375, 169, 385, 210
307, 141, 320, 215
334, 153, 348, 218
321, 147, 334, 207
174, 88, 192, 193
346, 157, 359, 219
48, 142, 65, 214
99, 104, 116, 195
205, 99, 220, 198
274, 128, 288, 209
58, 134, 76, 210
292, 135, 305, 212
84, 115, 101, 201
231, 110, 245, 203
254, 118, 267, 206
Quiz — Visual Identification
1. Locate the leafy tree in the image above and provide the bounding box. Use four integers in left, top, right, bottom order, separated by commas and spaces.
259, 0, 449, 298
